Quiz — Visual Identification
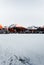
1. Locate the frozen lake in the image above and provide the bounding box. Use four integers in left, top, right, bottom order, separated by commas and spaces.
0, 34, 44, 65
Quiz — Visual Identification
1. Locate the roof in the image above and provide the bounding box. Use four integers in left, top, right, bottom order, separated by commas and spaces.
9, 24, 26, 28
0, 24, 3, 29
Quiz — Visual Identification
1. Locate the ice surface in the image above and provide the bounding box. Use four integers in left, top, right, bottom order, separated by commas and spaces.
0, 34, 44, 65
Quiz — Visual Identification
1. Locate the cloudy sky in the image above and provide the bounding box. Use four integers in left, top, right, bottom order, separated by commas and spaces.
0, 0, 44, 27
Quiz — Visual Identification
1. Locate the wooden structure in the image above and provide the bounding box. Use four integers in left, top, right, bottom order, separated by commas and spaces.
8, 24, 27, 33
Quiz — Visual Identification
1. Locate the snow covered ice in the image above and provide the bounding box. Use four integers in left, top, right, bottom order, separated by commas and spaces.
0, 34, 44, 65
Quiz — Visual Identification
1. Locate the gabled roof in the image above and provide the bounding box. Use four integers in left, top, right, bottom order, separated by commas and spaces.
9, 24, 26, 28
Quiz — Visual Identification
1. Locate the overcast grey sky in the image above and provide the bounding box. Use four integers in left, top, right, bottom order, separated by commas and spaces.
0, 0, 44, 26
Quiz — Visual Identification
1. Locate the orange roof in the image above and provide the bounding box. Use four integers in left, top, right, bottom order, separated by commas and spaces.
0, 24, 3, 29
